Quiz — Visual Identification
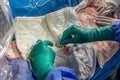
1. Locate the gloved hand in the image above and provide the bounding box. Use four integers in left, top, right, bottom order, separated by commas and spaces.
96, 16, 117, 26
97, 0, 119, 16
60, 25, 115, 44
29, 40, 56, 80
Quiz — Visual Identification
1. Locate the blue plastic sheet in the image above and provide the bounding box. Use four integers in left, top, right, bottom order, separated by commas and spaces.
9, 0, 82, 18
90, 48, 120, 80
115, 67, 120, 80
46, 66, 78, 80
112, 20, 120, 42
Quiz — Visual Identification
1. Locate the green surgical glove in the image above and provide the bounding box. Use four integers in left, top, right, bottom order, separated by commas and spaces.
60, 25, 115, 44
29, 40, 55, 80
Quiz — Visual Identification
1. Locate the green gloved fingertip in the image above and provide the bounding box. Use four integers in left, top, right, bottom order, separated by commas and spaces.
43, 40, 54, 47
60, 25, 80, 44
36, 39, 53, 46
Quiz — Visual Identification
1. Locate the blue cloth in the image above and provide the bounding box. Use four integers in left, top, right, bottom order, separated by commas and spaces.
112, 20, 120, 42
46, 66, 78, 80
8, 58, 34, 80
90, 48, 120, 80
9, 0, 82, 18
115, 67, 120, 80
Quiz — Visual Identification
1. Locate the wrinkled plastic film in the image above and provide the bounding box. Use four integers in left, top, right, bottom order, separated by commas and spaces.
54, 43, 96, 80
0, 56, 13, 80
0, 0, 13, 59
0, 56, 34, 80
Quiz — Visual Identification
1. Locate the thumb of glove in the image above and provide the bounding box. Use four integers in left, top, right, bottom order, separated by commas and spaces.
36, 40, 53, 47
43, 40, 54, 47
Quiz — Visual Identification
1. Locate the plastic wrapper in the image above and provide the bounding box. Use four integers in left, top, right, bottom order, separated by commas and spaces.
8, 58, 34, 80
0, 56, 13, 80
0, 0, 13, 59
0, 56, 35, 80
55, 44, 96, 80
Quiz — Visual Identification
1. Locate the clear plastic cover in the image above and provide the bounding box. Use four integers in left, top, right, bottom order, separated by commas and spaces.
0, 56, 13, 80
0, 0, 13, 59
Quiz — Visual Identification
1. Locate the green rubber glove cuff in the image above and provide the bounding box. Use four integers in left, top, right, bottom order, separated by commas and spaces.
88, 25, 115, 42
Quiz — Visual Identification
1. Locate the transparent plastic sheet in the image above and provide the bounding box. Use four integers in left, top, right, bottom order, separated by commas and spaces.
55, 44, 96, 80
8, 58, 35, 80
0, 0, 13, 59
0, 0, 14, 79
0, 56, 35, 80
0, 56, 13, 80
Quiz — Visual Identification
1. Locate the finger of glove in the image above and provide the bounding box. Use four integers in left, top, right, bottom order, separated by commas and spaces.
60, 25, 77, 44
39, 40, 55, 58
29, 40, 43, 58
32, 39, 42, 49
60, 31, 74, 44
36, 40, 45, 47
35, 40, 53, 49
43, 40, 55, 56
36, 39, 42, 44
61, 27, 72, 40
61, 38, 75, 44
43, 40, 53, 47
